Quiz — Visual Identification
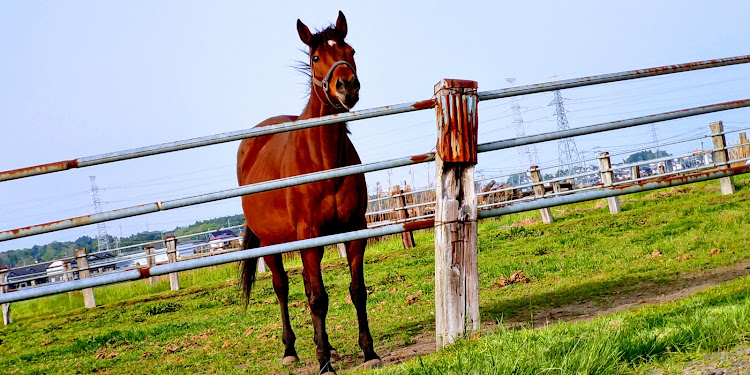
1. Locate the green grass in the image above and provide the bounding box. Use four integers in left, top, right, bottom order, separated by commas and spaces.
1, 177, 749, 374
367, 276, 750, 375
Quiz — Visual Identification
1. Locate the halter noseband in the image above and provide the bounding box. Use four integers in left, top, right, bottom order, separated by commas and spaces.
311, 60, 357, 110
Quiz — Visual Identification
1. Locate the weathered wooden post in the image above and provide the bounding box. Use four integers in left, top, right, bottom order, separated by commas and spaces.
336, 244, 347, 259
630, 165, 640, 180
529, 166, 554, 224
433, 79, 479, 349
598, 152, 621, 214
144, 246, 158, 285
164, 236, 180, 291
0, 267, 11, 325
552, 181, 561, 194
710, 121, 735, 195
63, 261, 74, 282
740, 132, 749, 155
393, 185, 416, 249
75, 248, 96, 308
257, 257, 267, 273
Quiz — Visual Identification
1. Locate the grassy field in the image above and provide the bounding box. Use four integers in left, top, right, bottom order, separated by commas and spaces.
1, 176, 749, 374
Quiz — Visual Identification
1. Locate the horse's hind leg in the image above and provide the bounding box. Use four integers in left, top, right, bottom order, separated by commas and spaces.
263, 254, 298, 365
300, 246, 336, 374
346, 239, 382, 368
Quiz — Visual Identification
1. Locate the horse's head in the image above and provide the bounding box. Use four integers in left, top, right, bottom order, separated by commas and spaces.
297, 11, 359, 111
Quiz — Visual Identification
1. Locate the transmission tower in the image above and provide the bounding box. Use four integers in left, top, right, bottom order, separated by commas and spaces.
549, 79, 582, 176
89, 176, 110, 252
650, 124, 659, 149
506, 78, 539, 168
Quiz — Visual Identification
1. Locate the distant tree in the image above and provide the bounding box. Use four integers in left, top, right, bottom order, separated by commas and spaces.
0, 214, 246, 268
624, 149, 671, 164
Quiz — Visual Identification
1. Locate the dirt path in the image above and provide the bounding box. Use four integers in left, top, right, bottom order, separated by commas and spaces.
290, 261, 750, 373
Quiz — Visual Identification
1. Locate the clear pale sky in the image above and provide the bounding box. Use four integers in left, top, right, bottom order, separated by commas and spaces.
2, 1, 749, 252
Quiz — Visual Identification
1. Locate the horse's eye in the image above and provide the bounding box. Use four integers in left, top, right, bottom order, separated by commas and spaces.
312, 56, 319, 63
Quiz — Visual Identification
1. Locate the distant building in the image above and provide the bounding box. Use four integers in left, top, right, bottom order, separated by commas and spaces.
6, 251, 118, 290
7, 262, 54, 290
198, 229, 239, 252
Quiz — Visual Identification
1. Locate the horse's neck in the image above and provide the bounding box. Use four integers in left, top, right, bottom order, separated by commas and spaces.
296, 96, 348, 170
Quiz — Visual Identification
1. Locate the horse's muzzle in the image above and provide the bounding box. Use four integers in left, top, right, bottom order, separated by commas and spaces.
336, 76, 360, 109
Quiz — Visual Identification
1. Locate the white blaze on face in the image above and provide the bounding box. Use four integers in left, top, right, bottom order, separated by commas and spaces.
327, 40, 337, 47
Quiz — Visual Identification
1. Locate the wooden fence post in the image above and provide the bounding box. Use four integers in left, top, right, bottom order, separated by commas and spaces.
1, 267, 11, 325
710, 121, 735, 195
336, 244, 347, 258
164, 236, 180, 291
393, 185, 416, 249
75, 248, 96, 308
598, 152, 621, 214
433, 79, 479, 349
144, 246, 158, 285
630, 165, 640, 180
740, 132, 749, 156
257, 257, 267, 273
529, 166, 554, 224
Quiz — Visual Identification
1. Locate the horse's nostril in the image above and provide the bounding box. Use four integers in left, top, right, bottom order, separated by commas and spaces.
336, 78, 346, 93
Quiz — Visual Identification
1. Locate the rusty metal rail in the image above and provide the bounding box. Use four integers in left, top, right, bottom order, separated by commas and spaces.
478, 164, 750, 219
3, 98, 750, 243
4, 161, 750, 305
0, 100, 437, 182
0, 152, 436, 242
3, 55, 748, 183
0, 219, 436, 304
477, 55, 750, 101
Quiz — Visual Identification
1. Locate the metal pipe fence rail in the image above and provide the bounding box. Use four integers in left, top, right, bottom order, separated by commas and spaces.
2, 55, 748, 183
2, 55, 750, 348
0, 220, 435, 304
1, 101, 748, 287
3, 159, 749, 305
3, 97, 749, 243
10, 132, 735, 285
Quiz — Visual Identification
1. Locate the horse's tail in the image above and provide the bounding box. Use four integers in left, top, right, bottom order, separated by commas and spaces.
239, 225, 260, 306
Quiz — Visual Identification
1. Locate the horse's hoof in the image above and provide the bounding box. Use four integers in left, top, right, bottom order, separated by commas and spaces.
363, 358, 384, 369
329, 350, 341, 362
281, 356, 299, 366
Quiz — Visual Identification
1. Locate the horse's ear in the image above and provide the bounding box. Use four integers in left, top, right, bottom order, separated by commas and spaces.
297, 19, 312, 45
335, 11, 347, 38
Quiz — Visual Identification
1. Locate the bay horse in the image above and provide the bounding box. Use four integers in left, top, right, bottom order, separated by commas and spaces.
236, 11, 382, 374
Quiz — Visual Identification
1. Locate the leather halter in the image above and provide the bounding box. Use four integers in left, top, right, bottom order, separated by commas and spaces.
311, 60, 357, 110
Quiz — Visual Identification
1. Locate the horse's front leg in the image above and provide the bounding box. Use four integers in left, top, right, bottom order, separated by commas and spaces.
300, 246, 336, 374
262, 254, 298, 366
345, 239, 383, 368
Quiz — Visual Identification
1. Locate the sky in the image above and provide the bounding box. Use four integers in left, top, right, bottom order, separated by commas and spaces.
1, 1, 750, 253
